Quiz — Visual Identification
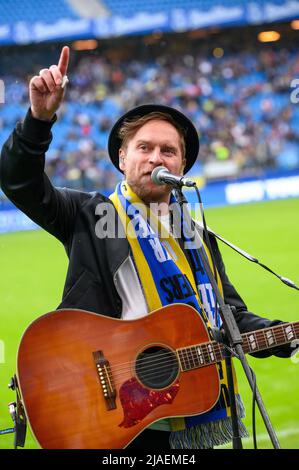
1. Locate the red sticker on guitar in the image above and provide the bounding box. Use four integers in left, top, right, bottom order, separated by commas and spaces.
118, 377, 180, 428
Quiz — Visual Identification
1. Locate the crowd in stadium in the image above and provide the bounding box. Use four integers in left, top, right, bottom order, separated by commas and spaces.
1, 37, 299, 194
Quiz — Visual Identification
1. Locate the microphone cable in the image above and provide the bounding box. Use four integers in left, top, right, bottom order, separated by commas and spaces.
194, 185, 220, 327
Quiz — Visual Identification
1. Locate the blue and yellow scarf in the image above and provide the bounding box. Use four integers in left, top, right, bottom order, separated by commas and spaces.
110, 181, 247, 448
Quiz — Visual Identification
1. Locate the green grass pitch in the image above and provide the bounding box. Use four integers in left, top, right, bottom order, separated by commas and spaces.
0, 197, 298, 449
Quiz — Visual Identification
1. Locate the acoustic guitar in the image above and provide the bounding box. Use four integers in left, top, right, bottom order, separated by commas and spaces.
16, 304, 298, 448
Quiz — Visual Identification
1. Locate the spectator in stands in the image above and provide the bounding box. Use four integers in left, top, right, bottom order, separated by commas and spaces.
1, 36, 299, 192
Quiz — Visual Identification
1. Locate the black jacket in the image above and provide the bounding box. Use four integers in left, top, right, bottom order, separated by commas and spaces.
0, 109, 292, 358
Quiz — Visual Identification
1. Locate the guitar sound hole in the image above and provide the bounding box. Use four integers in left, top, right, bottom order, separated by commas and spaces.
135, 346, 179, 390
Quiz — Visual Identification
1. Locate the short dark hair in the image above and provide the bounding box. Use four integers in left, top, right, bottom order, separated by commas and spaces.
118, 111, 186, 157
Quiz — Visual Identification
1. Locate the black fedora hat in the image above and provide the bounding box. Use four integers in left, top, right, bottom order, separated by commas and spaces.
108, 104, 199, 174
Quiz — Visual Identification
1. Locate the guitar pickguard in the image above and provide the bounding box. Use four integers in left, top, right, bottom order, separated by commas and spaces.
118, 377, 180, 428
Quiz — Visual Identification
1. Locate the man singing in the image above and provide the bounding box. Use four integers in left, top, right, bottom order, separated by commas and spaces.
0, 46, 294, 449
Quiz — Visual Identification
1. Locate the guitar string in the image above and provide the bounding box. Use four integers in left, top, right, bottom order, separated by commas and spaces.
108, 329, 271, 376
107, 332, 296, 387
108, 344, 289, 389
111, 361, 213, 388
109, 336, 291, 388
102, 321, 299, 374
111, 341, 241, 386
108, 329, 297, 383
109, 342, 221, 379
106, 328, 297, 378
111, 350, 219, 383
103, 330, 297, 386
106, 345, 222, 387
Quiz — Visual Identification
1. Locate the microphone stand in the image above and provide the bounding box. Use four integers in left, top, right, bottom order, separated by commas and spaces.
173, 185, 281, 450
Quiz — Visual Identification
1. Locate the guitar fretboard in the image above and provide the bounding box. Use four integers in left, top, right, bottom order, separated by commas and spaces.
177, 321, 299, 372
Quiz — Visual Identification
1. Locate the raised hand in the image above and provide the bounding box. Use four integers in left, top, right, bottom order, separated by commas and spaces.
29, 46, 70, 121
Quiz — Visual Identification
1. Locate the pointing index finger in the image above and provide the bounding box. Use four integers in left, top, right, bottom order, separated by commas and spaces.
58, 46, 70, 77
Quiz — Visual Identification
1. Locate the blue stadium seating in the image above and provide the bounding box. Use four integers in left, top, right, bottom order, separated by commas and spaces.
0, 0, 291, 25
0, 0, 80, 25
102, 0, 253, 16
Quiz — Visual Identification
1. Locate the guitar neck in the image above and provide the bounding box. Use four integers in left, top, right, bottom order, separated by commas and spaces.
177, 321, 299, 372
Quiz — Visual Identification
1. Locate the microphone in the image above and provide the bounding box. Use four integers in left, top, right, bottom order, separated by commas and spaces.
151, 166, 196, 187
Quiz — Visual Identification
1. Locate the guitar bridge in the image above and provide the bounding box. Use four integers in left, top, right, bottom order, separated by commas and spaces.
93, 350, 116, 410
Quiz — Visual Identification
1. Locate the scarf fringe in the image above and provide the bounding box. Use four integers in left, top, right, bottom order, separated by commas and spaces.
169, 395, 249, 449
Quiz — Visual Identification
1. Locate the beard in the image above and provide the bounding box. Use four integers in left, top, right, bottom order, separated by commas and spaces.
125, 175, 172, 204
